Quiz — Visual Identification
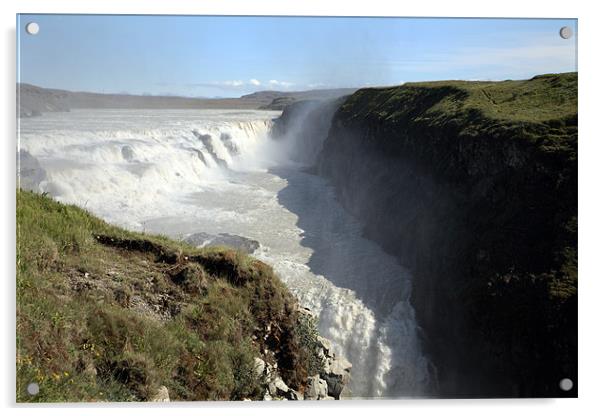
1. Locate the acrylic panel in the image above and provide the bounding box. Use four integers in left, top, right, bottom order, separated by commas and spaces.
16, 14, 578, 402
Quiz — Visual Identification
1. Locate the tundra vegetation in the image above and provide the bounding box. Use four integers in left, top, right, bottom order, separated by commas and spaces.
16, 190, 324, 402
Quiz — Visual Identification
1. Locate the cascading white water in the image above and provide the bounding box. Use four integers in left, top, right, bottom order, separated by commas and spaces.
19, 108, 432, 398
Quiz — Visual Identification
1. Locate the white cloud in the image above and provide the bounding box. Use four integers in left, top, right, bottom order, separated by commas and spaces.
268, 79, 294, 88
222, 80, 244, 87
209, 78, 295, 90
186, 78, 297, 93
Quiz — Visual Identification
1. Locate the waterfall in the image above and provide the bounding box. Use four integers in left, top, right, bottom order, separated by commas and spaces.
19, 108, 432, 398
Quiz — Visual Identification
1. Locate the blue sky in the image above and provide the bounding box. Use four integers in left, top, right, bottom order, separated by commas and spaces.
17, 15, 577, 97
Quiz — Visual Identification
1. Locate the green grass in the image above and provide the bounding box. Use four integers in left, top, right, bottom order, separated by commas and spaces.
346, 72, 577, 124
16, 190, 321, 402
336, 72, 577, 167
407, 73, 576, 123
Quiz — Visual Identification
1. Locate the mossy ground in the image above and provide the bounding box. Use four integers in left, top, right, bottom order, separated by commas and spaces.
16, 190, 319, 402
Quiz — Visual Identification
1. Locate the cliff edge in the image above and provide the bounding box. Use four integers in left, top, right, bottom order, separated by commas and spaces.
310, 73, 576, 397
16, 190, 349, 401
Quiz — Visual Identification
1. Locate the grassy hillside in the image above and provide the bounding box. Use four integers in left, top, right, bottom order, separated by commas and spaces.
339, 73, 577, 164
16, 190, 321, 402
346, 72, 577, 123
407, 73, 576, 122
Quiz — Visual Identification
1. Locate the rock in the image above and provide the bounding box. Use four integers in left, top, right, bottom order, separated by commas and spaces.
273, 377, 289, 392
268, 376, 289, 397
264, 362, 274, 378
219, 133, 240, 156
329, 356, 352, 377
285, 390, 304, 401
253, 357, 266, 378
317, 336, 333, 356
322, 356, 351, 399
183, 232, 260, 254
322, 374, 345, 399
190, 148, 208, 166
298, 306, 314, 316
121, 145, 135, 162
321, 396, 335, 400
317, 347, 326, 363
304, 375, 328, 400
192, 130, 228, 168
149, 386, 169, 402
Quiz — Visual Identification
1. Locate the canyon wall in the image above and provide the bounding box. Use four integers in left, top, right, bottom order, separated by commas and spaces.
282, 73, 577, 397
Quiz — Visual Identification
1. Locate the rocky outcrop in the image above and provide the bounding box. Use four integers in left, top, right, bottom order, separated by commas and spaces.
219, 133, 240, 156
150, 386, 170, 402
257, 328, 351, 401
304, 375, 328, 400
192, 130, 228, 168
184, 232, 260, 254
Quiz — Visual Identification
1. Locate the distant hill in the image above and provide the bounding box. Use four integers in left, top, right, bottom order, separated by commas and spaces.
17, 83, 357, 116
242, 88, 357, 110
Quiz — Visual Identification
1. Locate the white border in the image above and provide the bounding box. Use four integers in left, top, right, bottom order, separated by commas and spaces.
2, 1, 600, 415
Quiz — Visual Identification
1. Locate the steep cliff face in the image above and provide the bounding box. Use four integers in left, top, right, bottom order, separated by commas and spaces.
302, 73, 576, 397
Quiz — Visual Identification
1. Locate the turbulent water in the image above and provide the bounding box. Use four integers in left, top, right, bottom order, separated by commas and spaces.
19, 109, 432, 398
